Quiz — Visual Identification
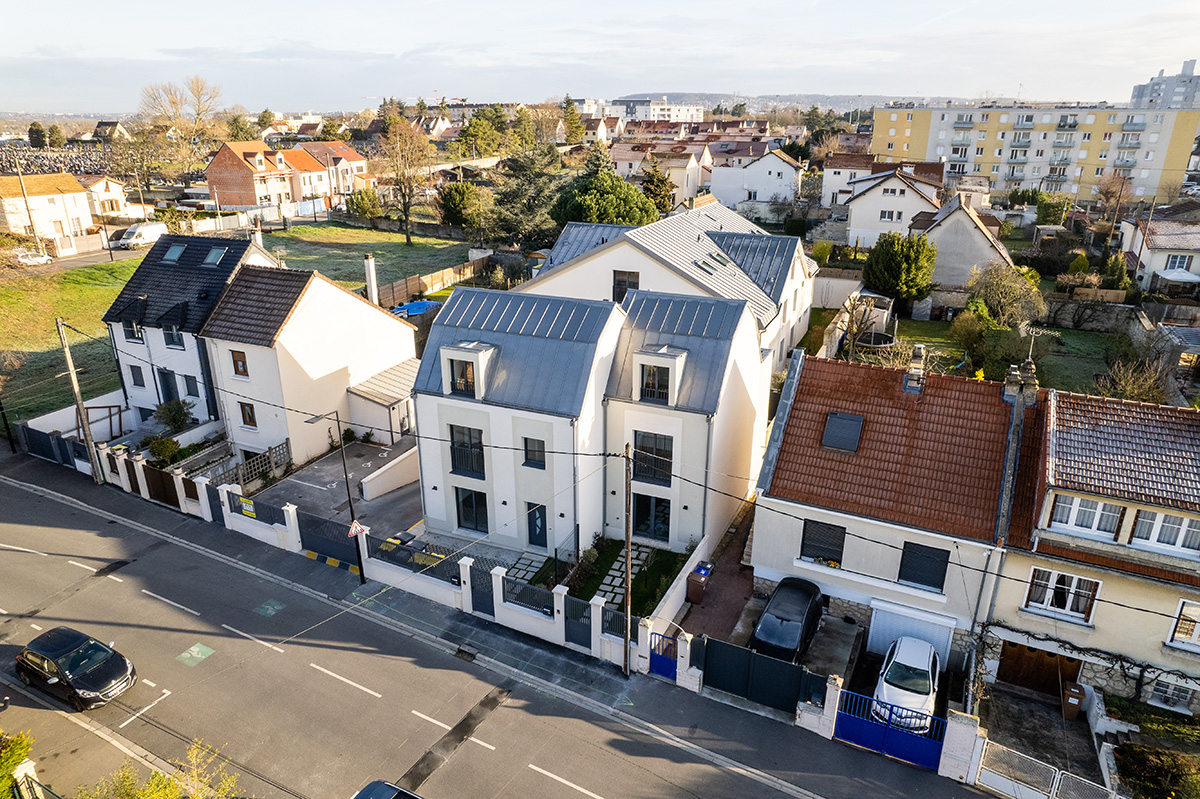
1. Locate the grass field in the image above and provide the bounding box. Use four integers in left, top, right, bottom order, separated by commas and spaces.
1, 259, 142, 421
262, 222, 474, 287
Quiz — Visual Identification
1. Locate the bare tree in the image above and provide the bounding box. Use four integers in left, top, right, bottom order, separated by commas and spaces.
1094, 171, 1131, 219
138, 76, 222, 179
967, 261, 1047, 327
374, 117, 432, 245
840, 293, 875, 361
1094, 361, 1169, 405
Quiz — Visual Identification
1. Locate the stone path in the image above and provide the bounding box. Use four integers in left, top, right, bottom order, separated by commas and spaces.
507, 552, 545, 583
596, 542, 653, 605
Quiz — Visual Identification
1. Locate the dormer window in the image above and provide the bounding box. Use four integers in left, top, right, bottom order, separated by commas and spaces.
1049, 494, 1121, 537
640, 365, 669, 404
163, 325, 184, 348
163, 244, 186, 262
122, 320, 143, 342
449, 359, 475, 396
440, 343, 495, 400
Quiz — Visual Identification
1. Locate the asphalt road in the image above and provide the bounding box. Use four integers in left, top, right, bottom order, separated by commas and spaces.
0, 482, 809, 799
5, 245, 142, 278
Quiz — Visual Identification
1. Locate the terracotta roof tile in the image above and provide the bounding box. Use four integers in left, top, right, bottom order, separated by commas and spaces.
1037, 542, 1200, 589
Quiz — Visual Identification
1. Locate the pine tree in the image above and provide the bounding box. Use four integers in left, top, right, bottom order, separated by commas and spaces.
28, 121, 46, 149
47, 125, 66, 148
416, 98, 428, 116
257, 108, 274, 129
562, 94, 584, 145
640, 155, 675, 213
862, 232, 938, 303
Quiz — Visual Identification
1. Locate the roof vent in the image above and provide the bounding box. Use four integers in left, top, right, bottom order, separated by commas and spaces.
821, 412, 863, 453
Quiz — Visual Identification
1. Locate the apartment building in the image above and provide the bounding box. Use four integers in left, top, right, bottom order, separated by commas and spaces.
1131, 60, 1200, 109
872, 103, 1200, 203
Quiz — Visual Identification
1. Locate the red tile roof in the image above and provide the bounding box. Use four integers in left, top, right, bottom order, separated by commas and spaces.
766, 357, 1013, 542
824, 152, 876, 170
1007, 389, 1049, 549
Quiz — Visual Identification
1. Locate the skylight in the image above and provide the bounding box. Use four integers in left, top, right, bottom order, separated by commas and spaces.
163, 244, 186, 263
822, 412, 864, 453
203, 247, 227, 265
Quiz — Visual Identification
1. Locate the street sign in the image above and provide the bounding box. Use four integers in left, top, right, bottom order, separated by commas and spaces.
349, 520, 368, 538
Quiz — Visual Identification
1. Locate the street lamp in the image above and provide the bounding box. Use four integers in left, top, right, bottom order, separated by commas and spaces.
305, 409, 367, 584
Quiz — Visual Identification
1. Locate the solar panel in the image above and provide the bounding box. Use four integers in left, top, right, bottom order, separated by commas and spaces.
821, 412, 864, 452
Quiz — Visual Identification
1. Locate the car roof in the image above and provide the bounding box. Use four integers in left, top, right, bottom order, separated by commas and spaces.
763, 578, 822, 621
25, 626, 91, 658
892, 636, 936, 666
351, 782, 423, 799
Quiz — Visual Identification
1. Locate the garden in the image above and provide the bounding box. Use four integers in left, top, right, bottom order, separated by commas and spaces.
1105, 694, 1200, 799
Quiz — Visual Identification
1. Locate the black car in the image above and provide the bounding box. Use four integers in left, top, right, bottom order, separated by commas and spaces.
15, 626, 137, 711
349, 782, 424, 799
748, 578, 824, 664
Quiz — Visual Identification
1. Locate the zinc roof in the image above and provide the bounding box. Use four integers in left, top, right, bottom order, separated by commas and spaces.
349, 358, 422, 406
546, 222, 635, 267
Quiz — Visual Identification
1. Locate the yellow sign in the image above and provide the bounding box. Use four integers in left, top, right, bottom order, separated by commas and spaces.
240, 497, 256, 518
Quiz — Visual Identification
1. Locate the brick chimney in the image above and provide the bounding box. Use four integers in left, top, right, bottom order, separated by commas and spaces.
902, 344, 926, 394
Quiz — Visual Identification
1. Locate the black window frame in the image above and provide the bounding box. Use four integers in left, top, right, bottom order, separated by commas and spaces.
640, 364, 669, 404
897, 542, 951, 592
183, 374, 199, 397
613, 270, 639, 303
632, 493, 670, 542
163, 325, 184, 349
449, 359, 475, 396
121, 319, 143, 342
130, 365, 145, 388
800, 520, 846, 564
523, 437, 546, 469
449, 424, 485, 478
632, 431, 673, 486
455, 487, 488, 533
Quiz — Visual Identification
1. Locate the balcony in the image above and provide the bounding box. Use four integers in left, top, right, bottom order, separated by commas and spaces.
1010, 139, 1033, 148
450, 377, 475, 396
449, 443, 485, 478
1052, 140, 1074, 149
1116, 139, 1141, 150
953, 119, 975, 129
951, 136, 973, 147
1006, 171, 1026, 181
1114, 157, 1138, 168
1122, 121, 1147, 131
1057, 120, 1078, 130
1007, 154, 1028, 164
948, 154, 969, 163
1014, 120, 1035, 129
1043, 173, 1068, 183
1049, 155, 1072, 167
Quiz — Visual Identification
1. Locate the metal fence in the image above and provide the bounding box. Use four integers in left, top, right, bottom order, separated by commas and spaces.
976, 740, 1114, 799
601, 605, 639, 644
502, 576, 553, 616
296, 510, 357, 564
366, 536, 460, 585
227, 492, 286, 527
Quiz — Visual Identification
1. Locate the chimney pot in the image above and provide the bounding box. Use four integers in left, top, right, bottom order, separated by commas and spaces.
903, 344, 926, 393
1003, 363, 1021, 399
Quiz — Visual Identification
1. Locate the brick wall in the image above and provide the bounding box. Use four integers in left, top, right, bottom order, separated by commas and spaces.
205, 148, 259, 207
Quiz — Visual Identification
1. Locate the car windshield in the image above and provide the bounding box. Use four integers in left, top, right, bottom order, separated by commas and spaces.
884, 660, 931, 695
56, 640, 113, 678
754, 614, 803, 649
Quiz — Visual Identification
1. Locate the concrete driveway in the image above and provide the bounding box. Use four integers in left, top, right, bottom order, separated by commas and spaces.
254, 438, 422, 540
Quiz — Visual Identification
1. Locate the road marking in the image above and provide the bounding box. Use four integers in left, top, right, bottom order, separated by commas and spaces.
118, 689, 171, 729
0, 607, 6, 615
107, 575, 124, 582
221, 623, 284, 652
0, 543, 47, 556
176, 643, 215, 667
141, 589, 200, 616
309, 664, 381, 698
286, 477, 327, 490
68, 560, 98, 572
30, 624, 42, 630
410, 710, 495, 750
142, 680, 156, 687
252, 599, 286, 617
529, 765, 605, 799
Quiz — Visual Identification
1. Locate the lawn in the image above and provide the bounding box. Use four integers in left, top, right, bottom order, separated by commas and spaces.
0, 259, 141, 421
798, 307, 837, 355
263, 222, 475, 287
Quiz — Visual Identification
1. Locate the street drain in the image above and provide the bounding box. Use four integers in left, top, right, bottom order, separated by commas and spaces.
454, 645, 478, 663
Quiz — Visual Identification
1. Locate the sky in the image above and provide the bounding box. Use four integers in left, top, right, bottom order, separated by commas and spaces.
3, 0, 1199, 114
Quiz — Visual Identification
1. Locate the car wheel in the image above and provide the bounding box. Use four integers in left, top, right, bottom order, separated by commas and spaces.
17, 669, 32, 686
69, 696, 87, 712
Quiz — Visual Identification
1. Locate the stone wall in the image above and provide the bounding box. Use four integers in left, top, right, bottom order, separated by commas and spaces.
1042, 299, 1138, 333
1080, 660, 1200, 715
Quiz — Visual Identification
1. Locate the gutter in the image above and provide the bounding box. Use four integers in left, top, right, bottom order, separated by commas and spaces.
701, 414, 713, 543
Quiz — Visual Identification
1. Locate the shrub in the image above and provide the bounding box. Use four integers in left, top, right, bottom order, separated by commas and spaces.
345, 189, 382, 219
148, 436, 181, 464
361, 431, 374, 444
153, 399, 195, 434
0, 730, 34, 798
1095, 361, 1168, 405
1114, 743, 1200, 799
812, 239, 833, 266
1068, 253, 1090, 274
784, 217, 806, 237
341, 426, 356, 444
950, 311, 988, 362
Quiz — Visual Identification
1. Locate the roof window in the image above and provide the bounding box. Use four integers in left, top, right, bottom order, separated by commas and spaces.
695, 259, 717, 275
822, 412, 864, 453
202, 247, 227, 265
163, 244, 186, 263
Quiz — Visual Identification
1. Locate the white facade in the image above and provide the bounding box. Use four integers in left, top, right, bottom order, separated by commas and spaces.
709, 151, 802, 209
0, 181, 92, 249
821, 163, 872, 208
109, 323, 214, 427
81, 177, 129, 218
1121, 219, 1200, 289
846, 173, 941, 247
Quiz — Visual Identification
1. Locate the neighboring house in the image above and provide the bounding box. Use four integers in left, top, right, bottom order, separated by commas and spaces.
1121, 218, 1200, 295
199, 265, 417, 466
986, 392, 1200, 712
206, 141, 294, 209
293, 141, 370, 200
415, 116, 453, 139
821, 152, 877, 207
908, 193, 1013, 291
752, 353, 1033, 667
582, 117, 609, 145
621, 121, 689, 141
0, 173, 93, 256
92, 121, 131, 142
295, 122, 323, 138
611, 142, 713, 177
604, 117, 626, 139
518, 203, 817, 371
348, 358, 421, 445
279, 148, 332, 201
709, 149, 803, 213
76, 176, 129, 218
629, 152, 700, 206
845, 169, 942, 247
784, 124, 809, 143
101, 235, 278, 429
705, 140, 770, 168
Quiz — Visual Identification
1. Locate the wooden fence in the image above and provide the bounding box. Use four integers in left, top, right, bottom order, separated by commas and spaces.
375, 256, 490, 308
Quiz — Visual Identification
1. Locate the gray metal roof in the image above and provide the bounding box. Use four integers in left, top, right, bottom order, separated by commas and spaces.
349, 358, 421, 406
1163, 324, 1200, 349
412, 288, 620, 416
545, 222, 635, 269
710, 231, 806, 304
606, 291, 747, 415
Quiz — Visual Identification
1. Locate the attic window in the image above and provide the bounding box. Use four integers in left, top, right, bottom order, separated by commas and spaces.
203, 247, 227, 265
822, 412, 864, 453
163, 244, 186, 263
695, 259, 716, 274
711, 252, 733, 266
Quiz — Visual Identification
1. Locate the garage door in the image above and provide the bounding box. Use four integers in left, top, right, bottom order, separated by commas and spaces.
866, 600, 955, 664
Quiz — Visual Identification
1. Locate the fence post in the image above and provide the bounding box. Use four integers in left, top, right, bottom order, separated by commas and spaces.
459, 557, 474, 612
279, 503, 303, 552
552, 585, 569, 646
676, 633, 702, 691
130, 454, 152, 501
632, 618, 652, 674
111, 448, 132, 493
589, 595, 605, 657
798, 675, 841, 738
170, 467, 187, 512
938, 710, 986, 784
217, 483, 236, 530
194, 476, 213, 522
491, 566, 506, 612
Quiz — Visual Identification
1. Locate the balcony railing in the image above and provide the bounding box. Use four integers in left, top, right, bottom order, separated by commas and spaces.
450, 377, 475, 396
1049, 156, 1072, 167
1122, 121, 1146, 131
1043, 173, 1068, 183
1057, 120, 1078, 130
951, 136, 973, 147
948, 154, 969, 163
1006, 171, 1026, 181
953, 119, 974, 129
1052, 140, 1074, 148
1010, 139, 1032, 148
449, 443, 485, 478
1014, 120, 1035, 129
1116, 140, 1140, 150
640, 385, 669, 404
1113, 157, 1138, 168
1007, 155, 1028, 164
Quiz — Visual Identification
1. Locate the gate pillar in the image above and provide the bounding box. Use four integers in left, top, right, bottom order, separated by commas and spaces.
130, 454, 151, 501
798, 675, 841, 738
938, 710, 985, 784
194, 476, 213, 522
552, 585, 569, 647
589, 595, 605, 656
280, 503, 302, 552
459, 557, 474, 612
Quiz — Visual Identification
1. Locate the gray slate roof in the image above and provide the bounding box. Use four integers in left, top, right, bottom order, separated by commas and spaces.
199, 265, 314, 347
349, 358, 421, 406
1144, 220, 1200, 251
546, 222, 635, 267
606, 291, 746, 415
412, 289, 620, 416
102, 235, 258, 334
710, 231, 812, 304
1048, 391, 1200, 514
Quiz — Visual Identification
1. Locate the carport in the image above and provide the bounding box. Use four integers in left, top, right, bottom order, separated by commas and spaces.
347, 358, 420, 446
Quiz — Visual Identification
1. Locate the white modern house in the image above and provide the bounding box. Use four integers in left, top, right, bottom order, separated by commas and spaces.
518, 203, 817, 371
102, 235, 278, 430
709, 150, 804, 222
845, 169, 942, 247
1121, 218, 1200, 295
199, 265, 417, 466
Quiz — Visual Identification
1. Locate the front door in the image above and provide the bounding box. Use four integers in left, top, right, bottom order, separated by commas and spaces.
527, 503, 547, 549
158, 368, 178, 403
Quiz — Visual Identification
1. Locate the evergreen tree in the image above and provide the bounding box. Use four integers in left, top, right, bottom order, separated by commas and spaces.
257, 108, 274, 129
511, 107, 536, 152
640, 155, 675, 213
731, 102, 747, 117
416, 98, 428, 116
862, 232, 938, 303
492, 143, 566, 250
458, 114, 503, 157
47, 125, 66, 148
437, 97, 449, 117
27, 121, 46, 149
562, 94, 584, 145
552, 142, 658, 226
224, 114, 256, 141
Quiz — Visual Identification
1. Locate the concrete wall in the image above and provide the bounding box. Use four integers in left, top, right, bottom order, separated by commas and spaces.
360, 446, 419, 501
813, 273, 862, 310
25, 388, 129, 442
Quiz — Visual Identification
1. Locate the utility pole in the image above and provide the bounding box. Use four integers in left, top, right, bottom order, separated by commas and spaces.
57, 318, 103, 485
623, 442, 632, 677
14, 158, 45, 257
1104, 175, 1128, 252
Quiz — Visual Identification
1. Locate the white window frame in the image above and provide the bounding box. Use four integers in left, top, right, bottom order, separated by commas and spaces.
1049, 494, 1122, 537
1024, 566, 1100, 623
1149, 679, 1193, 713
1169, 599, 1200, 651
1166, 254, 1194, 271
1132, 509, 1200, 553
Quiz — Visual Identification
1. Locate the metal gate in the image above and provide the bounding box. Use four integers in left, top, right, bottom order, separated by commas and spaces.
976, 740, 1115, 799
650, 633, 677, 680
24, 427, 57, 462
834, 690, 945, 771
142, 465, 179, 509
470, 562, 494, 616
296, 510, 357, 563
564, 595, 591, 648
206, 483, 223, 524
702, 637, 820, 713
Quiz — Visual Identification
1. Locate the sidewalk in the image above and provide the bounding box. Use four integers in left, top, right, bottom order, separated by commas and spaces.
0, 450, 977, 799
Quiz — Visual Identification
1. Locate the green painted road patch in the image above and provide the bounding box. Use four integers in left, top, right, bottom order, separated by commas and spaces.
177, 643, 215, 667
253, 599, 286, 617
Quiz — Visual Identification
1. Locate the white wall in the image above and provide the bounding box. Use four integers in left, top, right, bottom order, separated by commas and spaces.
360, 447, 419, 500
0, 191, 92, 237
821, 168, 868, 208
207, 339, 288, 461
111, 324, 213, 423
26, 388, 130, 441
925, 212, 1009, 289
710, 154, 801, 209
521, 242, 706, 304
847, 177, 940, 248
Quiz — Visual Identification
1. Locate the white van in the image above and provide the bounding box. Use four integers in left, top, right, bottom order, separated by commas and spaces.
118, 222, 168, 249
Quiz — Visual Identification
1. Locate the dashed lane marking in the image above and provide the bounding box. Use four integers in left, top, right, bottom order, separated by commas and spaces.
30, 624, 42, 630
119, 688, 171, 729
529, 765, 606, 799
141, 589, 200, 616
410, 710, 495, 750
68, 560, 98, 572
142, 680, 156, 688
221, 623, 284, 652
107, 575, 124, 582
309, 664, 381, 698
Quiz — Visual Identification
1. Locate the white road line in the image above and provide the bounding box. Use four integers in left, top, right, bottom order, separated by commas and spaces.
142, 680, 156, 688
68, 560, 98, 572
30, 624, 42, 630
309, 663, 381, 698
286, 477, 328, 490
119, 689, 171, 729
0, 543, 47, 556
107, 575, 124, 582
0, 608, 6, 615
140, 589, 200, 616
221, 623, 284, 652
529, 765, 606, 799
410, 710, 495, 750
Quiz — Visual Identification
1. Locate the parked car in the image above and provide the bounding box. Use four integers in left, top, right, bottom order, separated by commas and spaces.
15, 626, 137, 711
349, 782, 424, 799
118, 221, 168, 249
15, 250, 52, 266
872, 636, 939, 731
748, 577, 824, 664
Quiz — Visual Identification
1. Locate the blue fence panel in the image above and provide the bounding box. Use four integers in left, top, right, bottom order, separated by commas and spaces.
835, 689, 945, 771
649, 633, 677, 680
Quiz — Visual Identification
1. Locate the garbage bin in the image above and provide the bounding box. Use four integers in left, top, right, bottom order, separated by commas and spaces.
687, 561, 713, 604
1061, 681, 1086, 721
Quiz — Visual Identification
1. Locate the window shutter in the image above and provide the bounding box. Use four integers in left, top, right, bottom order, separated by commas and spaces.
898, 543, 950, 591
801, 520, 845, 562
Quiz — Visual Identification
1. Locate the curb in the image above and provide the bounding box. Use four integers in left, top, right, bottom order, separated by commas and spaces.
302, 549, 360, 574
